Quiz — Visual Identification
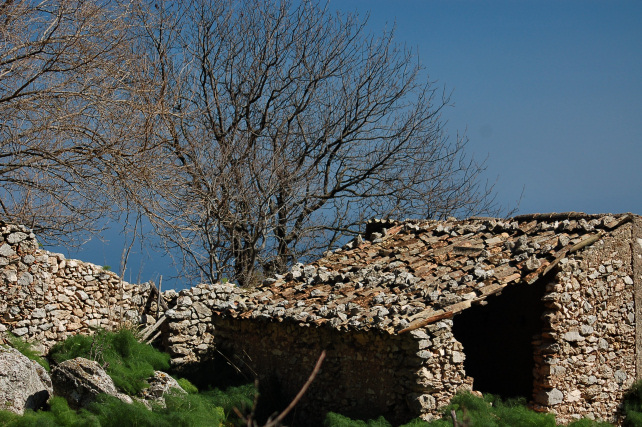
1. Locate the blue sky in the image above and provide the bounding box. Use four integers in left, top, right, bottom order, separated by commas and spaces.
336, 0, 642, 215
53, 1, 642, 288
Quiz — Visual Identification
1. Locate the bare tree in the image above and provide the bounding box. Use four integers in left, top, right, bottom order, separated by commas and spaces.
127, 0, 500, 286
0, 0, 150, 245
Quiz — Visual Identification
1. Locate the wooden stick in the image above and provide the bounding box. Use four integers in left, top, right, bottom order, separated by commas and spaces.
263, 350, 327, 427
398, 311, 454, 334
139, 314, 167, 342
156, 275, 163, 318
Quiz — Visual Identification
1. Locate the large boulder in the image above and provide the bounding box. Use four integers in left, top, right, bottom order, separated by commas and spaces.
0, 346, 52, 414
51, 357, 132, 409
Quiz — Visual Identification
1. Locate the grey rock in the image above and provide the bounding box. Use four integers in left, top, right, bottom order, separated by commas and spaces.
6, 232, 28, 244
563, 331, 584, 342
615, 370, 628, 384
525, 256, 541, 271
0, 243, 15, 257
138, 371, 186, 406
12, 327, 29, 337
17, 272, 33, 287
580, 325, 594, 335
542, 388, 564, 406
51, 357, 132, 409
31, 308, 46, 319
0, 346, 52, 415
177, 296, 192, 307
406, 393, 436, 412
192, 301, 212, 318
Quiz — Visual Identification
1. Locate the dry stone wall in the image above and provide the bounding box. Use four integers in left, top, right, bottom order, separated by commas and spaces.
0, 222, 158, 350
533, 222, 636, 425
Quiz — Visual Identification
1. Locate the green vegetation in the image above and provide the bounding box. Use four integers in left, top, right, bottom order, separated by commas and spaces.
49, 328, 170, 395
4, 333, 50, 371
0, 393, 226, 427
1, 330, 258, 426
324, 392, 615, 427
0, 384, 255, 427
3, 330, 640, 427
101, 265, 111, 271
175, 377, 198, 394
622, 380, 642, 426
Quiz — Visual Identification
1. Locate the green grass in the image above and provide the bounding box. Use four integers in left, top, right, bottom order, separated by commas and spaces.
49, 328, 170, 395
324, 392, 612, 427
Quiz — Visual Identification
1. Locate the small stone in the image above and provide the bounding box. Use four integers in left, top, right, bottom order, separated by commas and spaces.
566, 389, 581, 403
615, 370, 627, 384
452, 351, 465, 363
545, 388, 564, 405
563, 331, 584, 342
31, 309, 46, 319
0, 244, 15, 257
17, 272, 33, 287
6, 232, 28, 244
525, 256, 541, 271
580, 325, 594, 335
12, 327, 29, 337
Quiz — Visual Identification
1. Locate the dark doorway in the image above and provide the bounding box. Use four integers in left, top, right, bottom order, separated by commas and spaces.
451, 281, 547, 400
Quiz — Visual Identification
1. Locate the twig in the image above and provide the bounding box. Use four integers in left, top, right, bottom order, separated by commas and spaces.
235, 351, 327, 427
156, 275, 163, 318
264, 350, 326, 427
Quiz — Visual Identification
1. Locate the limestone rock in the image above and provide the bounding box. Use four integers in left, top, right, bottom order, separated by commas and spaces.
138, 371, 186, 407
0, 346, 52, 414
51, 357, 132, 409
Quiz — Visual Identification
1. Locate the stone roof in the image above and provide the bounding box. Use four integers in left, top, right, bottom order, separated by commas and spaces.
194, 212, 635, 334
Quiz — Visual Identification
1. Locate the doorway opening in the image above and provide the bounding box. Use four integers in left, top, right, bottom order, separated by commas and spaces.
451, 280, 547, 400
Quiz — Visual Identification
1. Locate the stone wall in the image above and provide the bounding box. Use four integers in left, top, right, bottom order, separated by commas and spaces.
2, 217, 640, 424
162, 283, 472, 424
533, 222, 637, 424
0, 222, 158, 350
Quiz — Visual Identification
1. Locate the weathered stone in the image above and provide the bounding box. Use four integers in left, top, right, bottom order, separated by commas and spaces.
542, 388, 564, 406
563, 331, 584, 342
51, 357, 132, 409
0, 243, 15, 257
6, 232, 28, 244
0, 346, 52, 414
138, 371, 186, 405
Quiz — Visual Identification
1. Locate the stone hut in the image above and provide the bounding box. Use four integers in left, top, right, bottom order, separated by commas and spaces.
165, 212, 642, 425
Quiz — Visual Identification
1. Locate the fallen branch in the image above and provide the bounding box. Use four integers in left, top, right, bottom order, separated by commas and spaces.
264, 350, 326, 427
398, 311, 454, 334
235, 350, 327, 427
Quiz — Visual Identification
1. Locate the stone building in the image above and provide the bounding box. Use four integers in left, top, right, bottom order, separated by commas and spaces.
164, 212, 642, 425
2, 213, 641, 424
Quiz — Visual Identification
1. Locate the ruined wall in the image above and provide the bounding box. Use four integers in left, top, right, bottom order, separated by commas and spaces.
533, 222, 637, 424
0, 223, 158, 350
163, 283, 472, 424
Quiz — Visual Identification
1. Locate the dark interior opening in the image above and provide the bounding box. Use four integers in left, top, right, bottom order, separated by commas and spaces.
451, 280, 547, 400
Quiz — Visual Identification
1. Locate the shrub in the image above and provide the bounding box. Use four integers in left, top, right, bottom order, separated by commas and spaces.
324, 412, 392, 427
568, 419, 613, 427
323, 392, 577, 427
623, 380, 642, 426
200, 383, 257, 425
176, 378, 199, 394
49, 328, 170, 395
